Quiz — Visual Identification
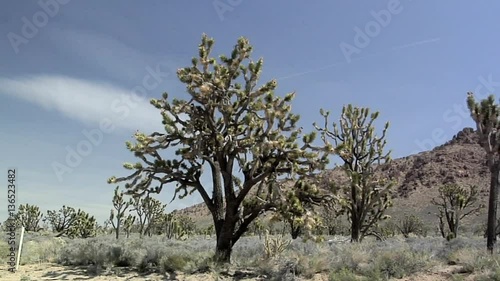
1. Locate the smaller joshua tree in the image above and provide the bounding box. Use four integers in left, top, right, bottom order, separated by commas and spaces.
431, 183, 484, 240
45, 206, 98, 238
109, 186, 133, 239
123, 214, 136, 238
130, 196, 166, 237
45, 205, 78, 237
15, 203, 43, 232
67, 210, 98, 238
314, 105, 394, 242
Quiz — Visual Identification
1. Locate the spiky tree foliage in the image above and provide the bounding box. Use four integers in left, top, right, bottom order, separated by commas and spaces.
162, 212, 181, 239
96, 221, 110, 235
273, 180, 333, 240
130, 197, 146, 236
431, 184, 484, 240
103, 219, 113, 235
145, 198, 167, 237
279, 198, 324, 239
321, 206, 349, 236
160, 212, 197, 239
123, 214, 135, 238
248, 218, 266, 239
45, 206, 97, 238
15, 204, 43, 232
467, 93, 500, 253
130, 196, 165, 237
67, 210, 98, 238
315, 105, 393, 242
2, 218, 18, 232
108, 34, 332, 263
109, 186, 133, 239
176, 214, 196, 236
203, 224, 215, 238
45, 205, 78, 237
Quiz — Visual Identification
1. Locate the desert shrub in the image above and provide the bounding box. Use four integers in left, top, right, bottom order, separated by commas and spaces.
160, 254, 191, 273
405, 236, 442, 255
295, 254, 330, 278
327, 238, 436, 279
58, 238, 110, 267
436, 236, 484, 261
476, 267, 500, 281
231, 236, 265, 266
0, 234, 67, 265
377, 220, 397, 238
19, 239, 60, 264
254, 259, 277, 279
329, 242, 372, 273
140, 240, 170, 267
106, 245, 139, 267
396, 214, 428, 238
0, 240, 10, 263
263, 231, 292, 259
368, 248, 432, 279
447, 247, 500, 274
56, 234, 221, 274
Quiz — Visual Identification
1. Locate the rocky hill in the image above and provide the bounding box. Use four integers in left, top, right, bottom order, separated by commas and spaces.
175, 127, 490, 231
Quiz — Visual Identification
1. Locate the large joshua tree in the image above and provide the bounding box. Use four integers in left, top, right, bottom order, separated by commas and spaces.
108, 34, 332, 263
467, 93, 500, 253
314, 105, 393, 242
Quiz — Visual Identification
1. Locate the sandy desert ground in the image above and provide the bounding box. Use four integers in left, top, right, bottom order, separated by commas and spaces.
0, 263, 487, 281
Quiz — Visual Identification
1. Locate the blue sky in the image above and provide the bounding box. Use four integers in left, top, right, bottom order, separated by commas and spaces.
1, 0, 500, 224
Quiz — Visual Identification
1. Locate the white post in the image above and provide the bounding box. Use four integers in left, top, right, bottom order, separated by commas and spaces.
15, 226, 25, 271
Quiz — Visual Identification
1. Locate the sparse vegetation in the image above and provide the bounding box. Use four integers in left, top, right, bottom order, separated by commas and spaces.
5, 232, 500, 280
4, 217, 500, 280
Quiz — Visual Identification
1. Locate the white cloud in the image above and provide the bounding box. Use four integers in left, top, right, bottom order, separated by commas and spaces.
0, 75, 165, 133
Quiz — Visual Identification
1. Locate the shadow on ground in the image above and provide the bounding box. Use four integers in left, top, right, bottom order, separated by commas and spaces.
41, 265, 177, 280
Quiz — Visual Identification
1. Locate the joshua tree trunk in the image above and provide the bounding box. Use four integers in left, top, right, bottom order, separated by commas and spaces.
487, 163, 500, 253
213, 215, 238, 263
351, 215, 361, 242
115, 221, 120, 239
291, 226, 301, 239
215, 230, 233, 263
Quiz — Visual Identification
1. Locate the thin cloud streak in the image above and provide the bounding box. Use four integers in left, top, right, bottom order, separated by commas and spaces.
277, 37, 441, 81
